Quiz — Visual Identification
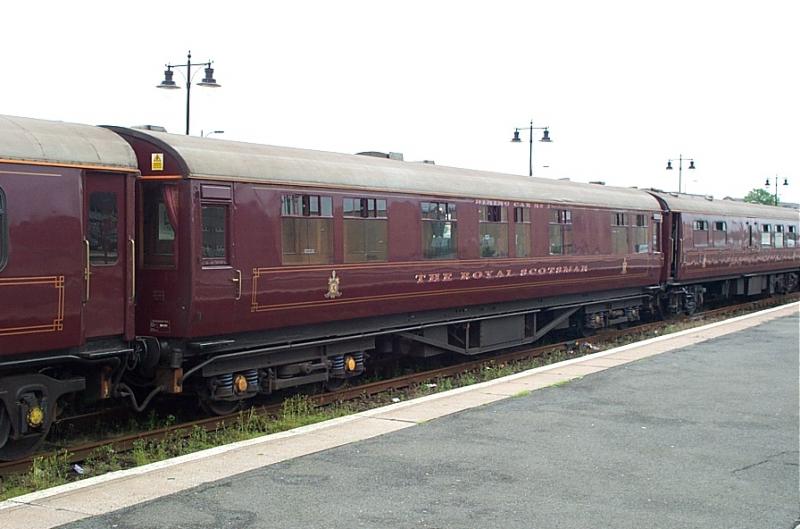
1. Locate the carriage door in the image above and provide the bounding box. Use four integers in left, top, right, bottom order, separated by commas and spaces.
83, 172, 133, 339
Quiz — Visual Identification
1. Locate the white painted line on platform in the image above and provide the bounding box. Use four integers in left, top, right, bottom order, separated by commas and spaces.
0, 301, 796, 529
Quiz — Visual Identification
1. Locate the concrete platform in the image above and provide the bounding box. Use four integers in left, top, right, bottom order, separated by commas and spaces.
1, 302, 797, 529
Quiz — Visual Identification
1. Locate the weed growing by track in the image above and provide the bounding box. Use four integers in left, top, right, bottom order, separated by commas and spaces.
0, 395, 355, 501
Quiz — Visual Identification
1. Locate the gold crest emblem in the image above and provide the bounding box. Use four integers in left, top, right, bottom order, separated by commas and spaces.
324, 270, 342, 299
621, 257, 628, 274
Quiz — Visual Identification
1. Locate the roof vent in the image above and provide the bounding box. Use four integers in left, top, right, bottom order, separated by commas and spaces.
356, 151, 404, 161
132, 125, 167, 132
589, 181, 606, 185
704, 195, 714, 201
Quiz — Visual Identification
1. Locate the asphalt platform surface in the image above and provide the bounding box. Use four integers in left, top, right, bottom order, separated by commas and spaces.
59, 314, 799, 529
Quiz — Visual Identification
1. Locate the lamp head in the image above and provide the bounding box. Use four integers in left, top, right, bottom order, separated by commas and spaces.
688, 160, 695, 169
666, 161, 673, 170
540, 128, 551, 142
765, 178, 771, 187
783, 178, 789, 186
197, 66, 221, 87
157, 68, 180, 89
511, 129, 521, 143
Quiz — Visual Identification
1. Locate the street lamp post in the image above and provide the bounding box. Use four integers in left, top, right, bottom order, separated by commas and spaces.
510, 120, 551, 177
665, 154, 695, 193
764, 175, 789, 206
157, 50, 221, 135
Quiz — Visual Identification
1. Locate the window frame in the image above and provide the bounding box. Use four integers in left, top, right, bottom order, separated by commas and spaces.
712, 220, 728, 247
478, 204, 509, 258
548, 209, 573, 255
281, 193, 334, 265
343, 196, 388, 263
513, 206, 531, 258
692, 219, 710, 247
421, 201, 458, 260
611, 212, 630, 255
200, 202, 230, 266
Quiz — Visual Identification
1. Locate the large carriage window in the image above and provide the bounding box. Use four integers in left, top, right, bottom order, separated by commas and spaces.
787, 225, 798, 248
0, 187, 6, 272
514, 206, 531, 258
343, 197, 388, 263
479, 205, 508, 258
88, 192, 118, 265
692, 220, 709, 247
761, 224, 772, 247
633, 214, 648, 253
202, 205, 228, 263
712, 221, 728, 247
549, 209, 573, 255
774, 225, 785, 248
282, 194, 333, 265
611, 213, 629, 255
142, 185, 177, 267
422, 201, 457, 259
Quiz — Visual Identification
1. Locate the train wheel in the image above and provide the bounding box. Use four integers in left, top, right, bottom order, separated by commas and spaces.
0, 407, 46, 461
323, 377, 348, 392
200, 397, 243, 416
0, 407, 10, 450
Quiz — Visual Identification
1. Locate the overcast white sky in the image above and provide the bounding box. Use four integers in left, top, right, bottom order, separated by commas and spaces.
3, 1, 798, 204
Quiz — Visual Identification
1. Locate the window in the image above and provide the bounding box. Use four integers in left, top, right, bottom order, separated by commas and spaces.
611, 212, 629, 255
0, 187, 6, 272
712, 221, 728, 247
692, 219, 709, 247
201, 205, 228, 264
282, 194, 333, 265
88, 192, 119, 265
421, 201, 457, 259
633, 214, 648, 253
514, 206, 531, 258
761, 224, 772, 247
142, 185, 177, 267
549, 209, 573, 255
775, 225, 784, 248
478, 205, 508, 258
787, 225, 797, 248
344, 197, 388, 262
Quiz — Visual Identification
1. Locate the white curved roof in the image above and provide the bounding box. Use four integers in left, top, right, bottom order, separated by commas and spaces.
0, 115, 137, 170
649, 191, 799, 221
126, 129, 660, 211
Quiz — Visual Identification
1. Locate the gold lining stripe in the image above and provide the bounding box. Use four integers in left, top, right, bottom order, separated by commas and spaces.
254, 256, 658, 274
251, 273, 650, 313
0, 276, 65, 336
0, 157, 137, 174
139, 174, 183, 181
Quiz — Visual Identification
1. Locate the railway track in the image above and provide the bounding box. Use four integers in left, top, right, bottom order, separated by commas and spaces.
1, 294, 796, 477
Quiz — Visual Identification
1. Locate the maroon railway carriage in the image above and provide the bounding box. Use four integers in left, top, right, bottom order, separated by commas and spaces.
107, 126, 664, 414
0, 115, 139, 458
649, 191, 799, 313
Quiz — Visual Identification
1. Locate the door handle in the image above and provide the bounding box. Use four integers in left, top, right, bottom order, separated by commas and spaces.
232, 269, 242, 300
83, 239, 91, 302
129, 239, 136, 304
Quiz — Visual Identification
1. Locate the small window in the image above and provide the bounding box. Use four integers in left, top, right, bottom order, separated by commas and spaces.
652, 220, 661, 253
712, 221, 728, 247
421, 201, 457, 259
787, 225, 798, 247
549, 209, 573, 255
142, 184, 177, 268
344, 197, 388, 262
478, 205, 508, 258
692, 219, 709, 247
761, 224, 772, 247
88, 192, 119, 265
611, 212, 629, 255
281, 194, 333, 265
201, 205, 228, 264
633, 214, 648, 253
775, 225, 785, 248
0, 187, 7, 272
514, 207, 531, 258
